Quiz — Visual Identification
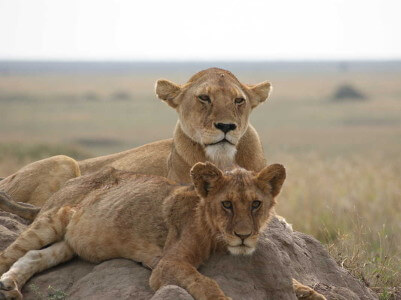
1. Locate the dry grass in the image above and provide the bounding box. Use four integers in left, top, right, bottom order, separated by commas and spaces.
274, 153, 401, 299
0, 143, 90, 176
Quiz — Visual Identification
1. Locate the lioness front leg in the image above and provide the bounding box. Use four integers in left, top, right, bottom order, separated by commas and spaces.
150, 259, 231, 300
293, 279, 326, 300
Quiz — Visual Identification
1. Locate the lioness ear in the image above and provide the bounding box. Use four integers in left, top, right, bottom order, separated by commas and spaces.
155, 79, 182, 108
247, 81, 272, 108
256, 164, 286, 197
190, 162, 224, 198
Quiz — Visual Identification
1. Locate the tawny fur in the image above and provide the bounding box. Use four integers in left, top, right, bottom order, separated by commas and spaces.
0, 68, 269, 208
0, 155, 80, 207
0, 163, 325, 300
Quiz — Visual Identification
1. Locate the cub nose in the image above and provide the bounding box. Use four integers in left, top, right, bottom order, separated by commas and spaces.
214, 123, 237, 133
234, 231, 251, 241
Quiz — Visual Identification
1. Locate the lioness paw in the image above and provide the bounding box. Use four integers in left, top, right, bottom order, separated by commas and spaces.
0, 279, 23, 300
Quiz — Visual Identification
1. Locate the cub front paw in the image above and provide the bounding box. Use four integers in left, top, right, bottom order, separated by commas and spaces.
0, 278, 23, 300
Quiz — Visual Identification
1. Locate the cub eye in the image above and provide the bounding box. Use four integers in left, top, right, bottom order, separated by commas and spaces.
198, 95, 211, 103
222, 201, 233, 209
234, 97, 245, 104
251, 200, 261, 210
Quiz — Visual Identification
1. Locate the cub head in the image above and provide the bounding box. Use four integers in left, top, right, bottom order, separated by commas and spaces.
190, 162, 286, 255
156, 68, 272, 168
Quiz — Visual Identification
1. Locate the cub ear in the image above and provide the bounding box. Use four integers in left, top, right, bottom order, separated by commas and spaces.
256, 164, 286, 197
190, 162, 224, 198
155, 79, 182, 108
247, 81, 272, 108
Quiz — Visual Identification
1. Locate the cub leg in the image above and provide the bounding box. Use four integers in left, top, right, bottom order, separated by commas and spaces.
293, 279, 326, 300
0, 241, 74, 300
150, 258, 231, 300
0, 207, 73, 276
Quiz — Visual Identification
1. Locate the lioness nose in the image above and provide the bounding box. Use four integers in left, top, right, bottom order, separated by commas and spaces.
234, 231, 251, 240
215, 123, 237, 133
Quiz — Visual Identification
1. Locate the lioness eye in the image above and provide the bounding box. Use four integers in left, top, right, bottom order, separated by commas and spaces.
234, 97, 245, 104
222, 201, 233, 209
198, 95, 211, 103
252, 200, 261, 210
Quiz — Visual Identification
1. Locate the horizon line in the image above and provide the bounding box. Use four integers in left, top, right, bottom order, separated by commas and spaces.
1, 58, 401, 63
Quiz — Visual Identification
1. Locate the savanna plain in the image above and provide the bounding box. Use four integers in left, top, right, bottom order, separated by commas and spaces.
0, 62, 400, 299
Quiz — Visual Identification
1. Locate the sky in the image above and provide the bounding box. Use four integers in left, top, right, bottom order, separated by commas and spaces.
0, 0, 400, 61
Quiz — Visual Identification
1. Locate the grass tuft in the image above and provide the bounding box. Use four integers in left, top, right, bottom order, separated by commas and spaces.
29, 284, 68, 300
275, 153, 401, 299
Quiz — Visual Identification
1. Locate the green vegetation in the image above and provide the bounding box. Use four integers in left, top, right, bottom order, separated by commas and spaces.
0, 143, 90, 163
0, 143, 91, 175
29, 284, 68, 300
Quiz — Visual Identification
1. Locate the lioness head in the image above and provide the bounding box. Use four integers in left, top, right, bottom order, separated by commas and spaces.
155, 68, 271, 168
190, 162, 286, 255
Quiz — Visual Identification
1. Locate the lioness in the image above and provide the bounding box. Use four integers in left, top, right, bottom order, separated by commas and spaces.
0, 163, 325, 300
0, 68, 270, 209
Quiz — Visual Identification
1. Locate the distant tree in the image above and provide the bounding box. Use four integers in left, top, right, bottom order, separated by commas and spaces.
111, 91, 131, 101
332, 84, 366, 101
82, 91, 99, 101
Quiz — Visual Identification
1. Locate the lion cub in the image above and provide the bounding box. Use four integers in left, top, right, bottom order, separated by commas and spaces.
0, 163, 324, 300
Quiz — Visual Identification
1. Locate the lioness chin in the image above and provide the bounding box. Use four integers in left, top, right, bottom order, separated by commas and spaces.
0, 162, 325, 300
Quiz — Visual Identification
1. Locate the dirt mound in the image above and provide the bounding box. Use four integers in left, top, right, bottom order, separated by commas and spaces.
0, 211, 377, 300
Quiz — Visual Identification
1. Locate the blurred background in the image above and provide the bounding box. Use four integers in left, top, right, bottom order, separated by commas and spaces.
0, 0, 400, 297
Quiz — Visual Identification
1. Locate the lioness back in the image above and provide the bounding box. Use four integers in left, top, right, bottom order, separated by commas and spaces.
79, 139, 173, 176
